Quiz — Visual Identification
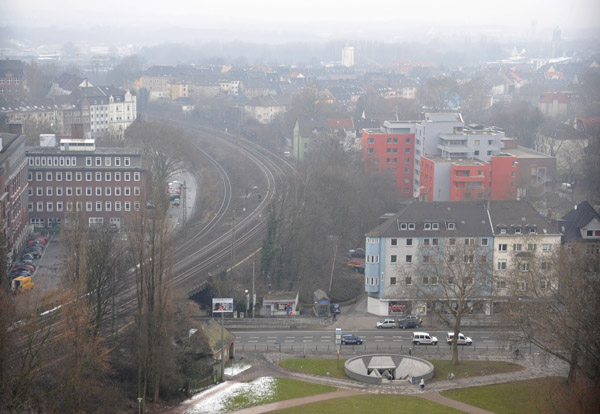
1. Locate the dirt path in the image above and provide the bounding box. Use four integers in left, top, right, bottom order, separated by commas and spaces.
228, 389, 365, 414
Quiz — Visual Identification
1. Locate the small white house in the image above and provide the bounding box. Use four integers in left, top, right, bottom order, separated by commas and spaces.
262, 291, 299, 317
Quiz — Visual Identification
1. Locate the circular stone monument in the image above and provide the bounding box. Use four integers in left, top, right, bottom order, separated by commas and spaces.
344, 354, 434, 385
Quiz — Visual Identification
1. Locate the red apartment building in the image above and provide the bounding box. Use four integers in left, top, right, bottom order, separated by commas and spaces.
420, 154, 518, 201
361, 121, 416, 196
0, 132, 29, 262
0, 60, 25, 101
26, 139, 146, 230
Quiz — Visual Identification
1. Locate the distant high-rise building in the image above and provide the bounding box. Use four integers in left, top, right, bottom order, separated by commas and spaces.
342, 46, 354, 67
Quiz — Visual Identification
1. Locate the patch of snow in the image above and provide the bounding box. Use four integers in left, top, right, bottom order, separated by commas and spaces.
184, 377, 276, 414
224, 362, 252, 377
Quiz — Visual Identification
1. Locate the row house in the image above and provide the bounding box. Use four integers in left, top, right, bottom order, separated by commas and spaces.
83, 87, 137, 139
0, 133, 29, 263
26, 139, 146, 230
243, 95, 290, 125
364, 200, 561, 317
559, 201, 600, 255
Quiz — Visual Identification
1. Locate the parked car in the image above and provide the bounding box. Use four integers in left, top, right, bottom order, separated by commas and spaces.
446, 332, 473, 346
341, 334, 364, 345
412, 332, 438, 345
376, 318, 397, 329
347, 259, 362, 268
330, 303, 341, 314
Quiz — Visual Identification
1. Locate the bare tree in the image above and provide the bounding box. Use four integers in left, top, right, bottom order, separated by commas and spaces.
505, 242, 600, 384
408, 238, 492, 364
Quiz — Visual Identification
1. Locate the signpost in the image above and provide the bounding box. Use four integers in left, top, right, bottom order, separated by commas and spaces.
213, 298, 234, 382
335, 328, 342, 369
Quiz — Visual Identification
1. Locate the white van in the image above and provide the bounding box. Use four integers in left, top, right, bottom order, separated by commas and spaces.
412, 332, 438, 345
446, 332, 473, 345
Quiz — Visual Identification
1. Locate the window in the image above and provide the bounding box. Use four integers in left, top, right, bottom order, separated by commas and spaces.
423, 255, 430, 263
432, 238, 438, 246
124, 157, 131, 166
125, 172, 130, 181
406, 239, 413, 246
432, 223, 439, 230
95, 172, 101, 181
75, 187, 81, 196
498, 244, 507, 251
542, 244, 552, 252
513, 244, 522, 251
521, 262, 530, 272
76, 201, 82, 211
465, 238, 475, 246
105, 201, 111, 211
449, 238, 456, 246
367, 138, 374, 144
115, 201, 121, 211
424, 239, 430, 246
424, 223, 431, 230
86, 172, 92, 181
37, 202, 43, 212
36, 187, 42, 196
96, 187, 102, 196
46, 172, 52, 181
481, 238, 488, 246
405, 277, 412, 285
76, 172, 82, 181
497, 260, 507, 270
85, 186, 92, 196
368, 148, 374, 154
541, 261, 551, 270
134, 201, 140, 211
115, 157, 121, 166
115, 187, 121, 196
105, 157, 111, 166
106, 187, 112, 196
95, 157, 101, 166
390, 277, 397, 285
56, 172, 62, 181
124, 187, 130, 196
400, 223, 407, 230
28, 202, 33, 212
36, 172, 42, 181
134, 186, 140, 196
431, 276, 438, 285
46, 202, 53, 212
496, 280, 507, 289
463, 255, 474, 263
115, 172, 121, 181
422, 276, 429, 285
66, 201, 73, 212
449, 255, 455, 263
86, 201, 93, 212
86, 157, 92, 166
541, 281, 549, 289
66, 187, 72, 196
46, 187, 53, 196
105, 172, 111, 181
391, 255, 397, 263
406, 255, 412, 263
519, 281, 528, 291
481, 255, 487, 263
96, 201, 102, 211
527, 244, 537, 251
66, 172, 72, 181
408, 223, 415, 230
391, 238, 397, 246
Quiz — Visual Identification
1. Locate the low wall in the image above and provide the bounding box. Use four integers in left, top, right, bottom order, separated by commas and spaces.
344, 354, 434, 385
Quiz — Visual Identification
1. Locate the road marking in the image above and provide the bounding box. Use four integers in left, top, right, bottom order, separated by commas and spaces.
266, 340, 277, 343
483, 340, 495, 343
375, 339, 384, 342
480, 336, 490, 339
248, 340, 258, 343
321, 336, 331, 339
303, 340, 313, 343
284, 339, 294, 342
249, 336, 259, 339
304, 336, 313, 339
285, 336, 295, 339
267, 336, 278, 339
393, 339, 403, 342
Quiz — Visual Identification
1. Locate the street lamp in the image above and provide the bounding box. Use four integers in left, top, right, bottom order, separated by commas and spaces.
245, 289, 249, 315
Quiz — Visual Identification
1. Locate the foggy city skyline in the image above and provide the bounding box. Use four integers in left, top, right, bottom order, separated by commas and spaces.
1, 0, 599, 47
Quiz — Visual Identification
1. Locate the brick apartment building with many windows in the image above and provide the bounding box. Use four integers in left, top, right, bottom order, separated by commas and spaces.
26, 140, 146, 230
361, 121, 416, 195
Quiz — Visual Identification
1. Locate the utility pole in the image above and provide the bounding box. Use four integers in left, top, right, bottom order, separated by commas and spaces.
252, 261, 256, 318
231, 210, 236, 271
220, 311, 224, 381
182, 180, 187, 237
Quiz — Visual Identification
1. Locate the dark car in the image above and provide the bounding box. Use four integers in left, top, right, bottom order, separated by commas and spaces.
398, 317, 422, 329
341, 334, 364, 345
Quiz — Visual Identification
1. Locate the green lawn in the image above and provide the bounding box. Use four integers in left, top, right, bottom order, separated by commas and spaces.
222, 378, 336, 412
280, 358, 351, 379
280, 358, 523, 382
430, 359, 524, 381
270, 394, 464, 413
441, 376, 569, 414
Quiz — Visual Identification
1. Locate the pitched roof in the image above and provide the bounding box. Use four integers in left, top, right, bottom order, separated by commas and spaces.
367, 201, 493, 238
327, 118, 354, 131
560, 201, 600, 241
489, 200, 559, 235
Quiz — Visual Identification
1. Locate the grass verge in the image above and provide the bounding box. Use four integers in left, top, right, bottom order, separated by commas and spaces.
223, 378, 336, 412
280, 358, 351, 379
429, 359, 524, 381
441, 376, 569, 414
271, 394, 464, 413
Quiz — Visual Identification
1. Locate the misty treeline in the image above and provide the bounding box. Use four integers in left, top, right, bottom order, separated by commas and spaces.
0, 121, 214, 413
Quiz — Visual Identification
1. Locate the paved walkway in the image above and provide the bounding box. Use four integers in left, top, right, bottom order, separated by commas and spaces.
418, 391, 496, 414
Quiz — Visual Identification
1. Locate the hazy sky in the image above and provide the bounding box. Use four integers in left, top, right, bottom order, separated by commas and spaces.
1, 0, 599, 40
